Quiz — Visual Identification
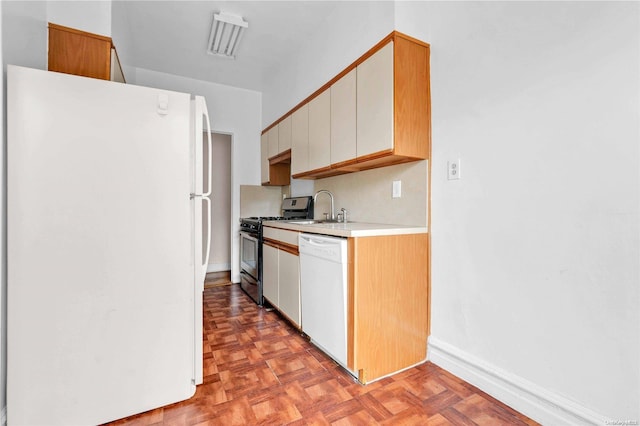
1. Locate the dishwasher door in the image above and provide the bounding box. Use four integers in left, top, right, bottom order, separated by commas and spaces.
299, 233, 350, 371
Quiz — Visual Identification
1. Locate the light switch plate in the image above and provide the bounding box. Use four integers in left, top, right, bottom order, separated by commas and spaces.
392, 180, 402, 198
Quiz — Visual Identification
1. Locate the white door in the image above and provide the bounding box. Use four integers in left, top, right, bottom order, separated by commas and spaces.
7, 66, 198, 425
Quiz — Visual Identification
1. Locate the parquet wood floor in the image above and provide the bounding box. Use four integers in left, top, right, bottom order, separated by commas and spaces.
106, 284, 539, 426
204, 271, 232, 288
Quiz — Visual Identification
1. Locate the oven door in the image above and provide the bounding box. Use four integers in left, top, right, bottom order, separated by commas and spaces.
240, 270, 261, 306
239, 231, 259, 279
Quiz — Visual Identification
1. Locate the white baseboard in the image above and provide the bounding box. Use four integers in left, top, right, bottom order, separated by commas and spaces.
428, 336, 607, 426
1, 405, 6, 426
206, 263, 230, 273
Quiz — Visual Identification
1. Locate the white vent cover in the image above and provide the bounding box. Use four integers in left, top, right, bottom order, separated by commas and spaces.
207, 12, 248, 59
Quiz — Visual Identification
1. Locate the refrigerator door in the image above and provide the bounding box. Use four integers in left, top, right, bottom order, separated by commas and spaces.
190, 95, 212, 385
7, 66, 198, 425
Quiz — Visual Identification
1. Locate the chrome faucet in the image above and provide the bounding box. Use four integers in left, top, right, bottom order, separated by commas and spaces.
313, 190, 335, 221
340, 207, 348, 223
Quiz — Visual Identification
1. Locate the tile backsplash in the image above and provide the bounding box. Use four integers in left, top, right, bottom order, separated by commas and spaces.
312, 160, 428, 226
239, 185, 283, 217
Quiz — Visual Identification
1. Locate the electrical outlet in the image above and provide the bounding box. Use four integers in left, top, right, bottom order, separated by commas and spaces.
392, 180, 402, 198
447, 159, 461, 180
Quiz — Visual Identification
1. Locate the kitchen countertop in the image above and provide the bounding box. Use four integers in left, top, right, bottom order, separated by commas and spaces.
263, 220, 428, 238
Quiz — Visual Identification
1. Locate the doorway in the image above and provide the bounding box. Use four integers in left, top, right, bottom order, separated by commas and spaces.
204, 132, 232, 285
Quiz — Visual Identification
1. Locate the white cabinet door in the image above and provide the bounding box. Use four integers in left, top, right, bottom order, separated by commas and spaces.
260, 132, 269, 184
262, 243, 279, 306
307, 89, 331, 171
357, 41, 394, 158
291, 104, 309, 176
278, 250, 300, 327
278, 115, 292, 152
267, 126, 279, 159
330, 68, 357, 165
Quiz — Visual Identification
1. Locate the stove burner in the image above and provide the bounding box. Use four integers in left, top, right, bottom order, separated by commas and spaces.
241, 216, 287, 222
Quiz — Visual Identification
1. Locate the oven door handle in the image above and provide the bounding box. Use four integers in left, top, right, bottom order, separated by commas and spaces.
239, 231, 259, 242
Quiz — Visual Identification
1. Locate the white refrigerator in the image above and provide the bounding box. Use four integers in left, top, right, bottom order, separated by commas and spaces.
7, 65, 212, 425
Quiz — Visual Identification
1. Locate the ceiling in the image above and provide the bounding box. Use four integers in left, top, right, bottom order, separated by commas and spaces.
113, 1, 359, 92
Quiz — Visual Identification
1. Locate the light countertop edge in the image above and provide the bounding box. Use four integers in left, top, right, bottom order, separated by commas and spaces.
262, 221, 428, 238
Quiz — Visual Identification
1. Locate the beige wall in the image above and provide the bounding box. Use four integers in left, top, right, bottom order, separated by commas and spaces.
239, 185, 283, 218
312, 160, 428, 226
208, 133, 231, 271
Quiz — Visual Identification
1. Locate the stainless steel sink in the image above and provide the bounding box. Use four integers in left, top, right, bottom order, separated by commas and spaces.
285, 219, 320, 224
285, 219, 348, 225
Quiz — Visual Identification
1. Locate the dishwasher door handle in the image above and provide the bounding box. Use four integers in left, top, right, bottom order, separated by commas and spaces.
299, 234, 346, 263
300, 234, 342, 247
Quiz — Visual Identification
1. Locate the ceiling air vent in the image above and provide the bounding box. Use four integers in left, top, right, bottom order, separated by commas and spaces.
207, 12, 248, 59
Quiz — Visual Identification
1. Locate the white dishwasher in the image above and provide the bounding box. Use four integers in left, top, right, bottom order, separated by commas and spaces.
299, 233, 354, 375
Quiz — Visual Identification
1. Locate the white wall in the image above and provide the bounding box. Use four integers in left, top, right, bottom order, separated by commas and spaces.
47, 0, 111, 36
395, 1, 639, 423
2, 1, 47, 70
239, 185, 283, 218
129, 67, 262, 284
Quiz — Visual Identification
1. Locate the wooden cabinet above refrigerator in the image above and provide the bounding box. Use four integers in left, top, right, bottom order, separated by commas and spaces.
48, 23, 125, 83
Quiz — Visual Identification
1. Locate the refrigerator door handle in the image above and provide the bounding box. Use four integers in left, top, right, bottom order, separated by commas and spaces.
201, 99, 213, 268
202, 101, 213, 199
202, 195, 212, 271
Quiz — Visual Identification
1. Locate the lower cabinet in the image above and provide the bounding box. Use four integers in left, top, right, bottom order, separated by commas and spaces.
262, 243, 279, 306
278, 250, 301, 326
348, 233, 429, 384
263, 226, 430, 384
262, 228, 301, 327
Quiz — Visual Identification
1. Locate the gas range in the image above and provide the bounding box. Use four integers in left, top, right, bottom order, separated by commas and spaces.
239, 216, 287, 234
239, 196, 314, 306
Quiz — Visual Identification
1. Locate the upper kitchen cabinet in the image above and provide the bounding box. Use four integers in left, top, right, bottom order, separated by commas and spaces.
260, 31, 431, 179
353, 34, 430, 171
330, 68, 357, 167
267, 125, 280, 159
48, 23, 125, 83
356, 43, 394, 159
260, 133, 270, 184
264, 31, 430, 180
262, 120, 291, 186
278, 115, 292, 152
291, 104, 309, 176
307, 89, 332, 174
